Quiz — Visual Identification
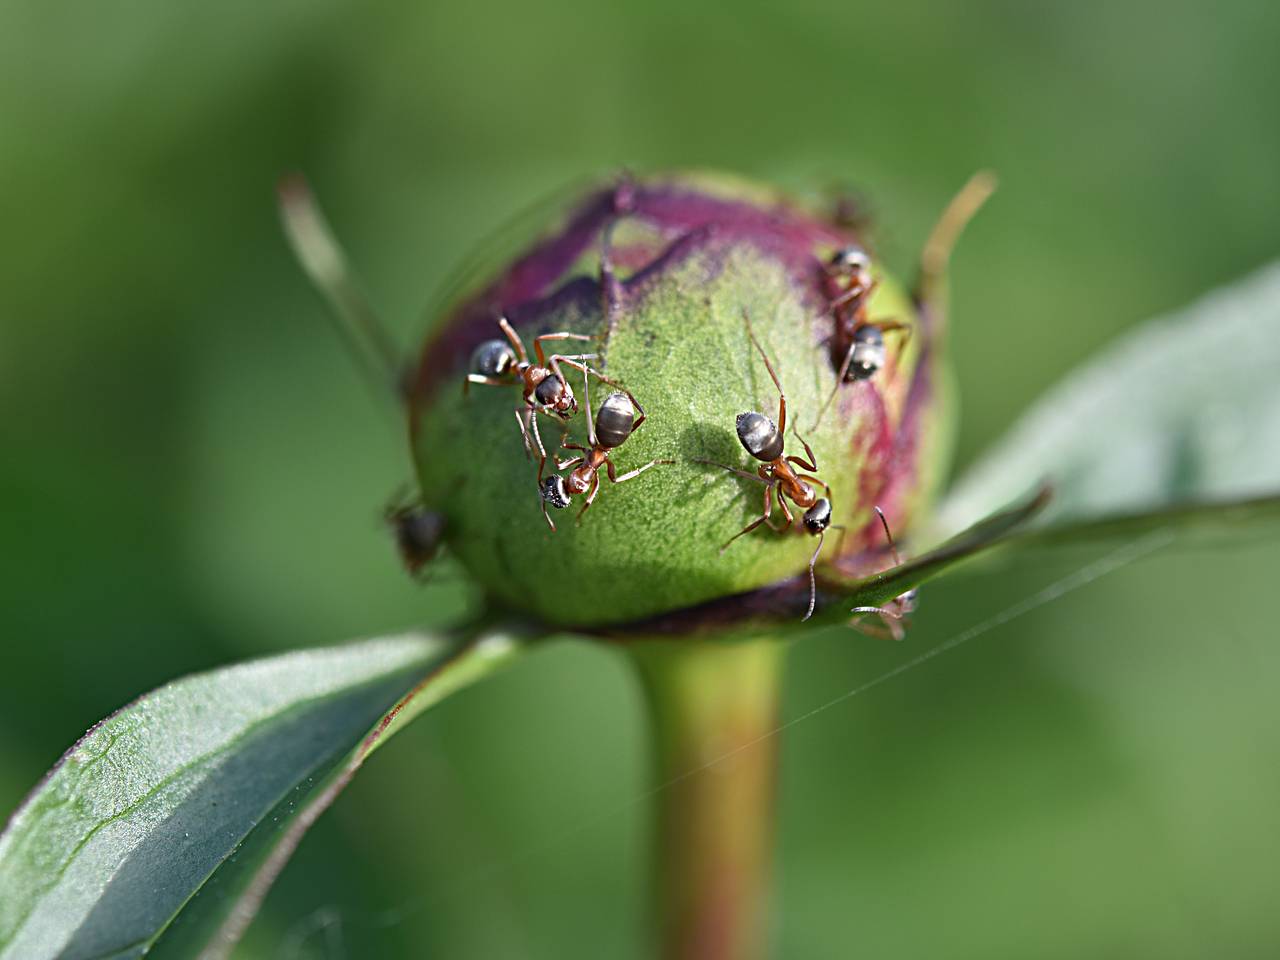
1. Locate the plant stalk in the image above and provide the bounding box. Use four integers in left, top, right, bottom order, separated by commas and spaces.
628, 636, 787, 960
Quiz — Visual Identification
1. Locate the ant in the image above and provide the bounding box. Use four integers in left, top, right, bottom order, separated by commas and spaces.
539, 373, 672, 530
695, 310, 841, 621
813, 245, 912, 426
464, 316, 609, 472
813, 173, 998, 428
384, 493, 445, 582
849, 506, 919, 641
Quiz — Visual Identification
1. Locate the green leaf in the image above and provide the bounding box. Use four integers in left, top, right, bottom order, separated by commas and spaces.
0, 630, 523, 960
934, 262, 1280, 542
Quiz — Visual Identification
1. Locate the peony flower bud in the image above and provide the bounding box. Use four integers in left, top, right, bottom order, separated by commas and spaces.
408, 172, 953, 629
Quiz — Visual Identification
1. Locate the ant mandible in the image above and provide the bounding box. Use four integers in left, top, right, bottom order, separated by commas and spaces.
464, 316, 609, 472
849, 506, 919, 641
539, 371, 672, 531
696, 310, 841, 621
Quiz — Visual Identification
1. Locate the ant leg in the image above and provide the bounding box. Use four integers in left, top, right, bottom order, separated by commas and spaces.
828, 287, 862, 311
742, 308, 787, 435
578, 358, 597, 446
546, 353, 600, 384
528, 410, 551, 474
796, 474, 832, 498
786, 430, 820, 471
497, 316, 529, 364
884, 613, 907, 642
534, 332, 596, 367
758, 463, 793, 531
870, 318, 912, 339
829, 277, 877, 312
854, 606, 907, 642
848, 611, 903, 641
546, 354, 611, 433
812, 366, 848, 432
760, 483, 789, 533
775, 491, 795, 530
562, 375, 648, 432
552, 435, 586, 470
623, 387, 646, 431
467, 374, 514, 388
553, 356, 624, 395
870, 319, 914, 378
873, 505, 905, 566
514, 407, 535, 459
607, 456, 675, 484
577, 473, 602, 521
721, 486, 777, 553
691, 458, 772, 486
915, 171, 997, 330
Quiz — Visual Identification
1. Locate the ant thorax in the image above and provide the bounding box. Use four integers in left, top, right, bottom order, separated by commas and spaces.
790, 478, 817, 509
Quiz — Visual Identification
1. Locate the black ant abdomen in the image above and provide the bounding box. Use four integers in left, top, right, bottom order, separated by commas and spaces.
845, 324, 886, 382
736, 412, 784, 461
595, 391, 639, 449
470, 339, 518, 378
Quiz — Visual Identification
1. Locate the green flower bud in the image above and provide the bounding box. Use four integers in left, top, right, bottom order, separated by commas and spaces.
408, 172, 953, 629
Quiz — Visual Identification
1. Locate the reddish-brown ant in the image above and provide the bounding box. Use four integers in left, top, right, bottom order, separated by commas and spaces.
464, 316, 610, 470
814, 173, 997, 428
849, 506, 919, 641
696, 311, 842, 621
539, 373, 672, 531
814, 246, 912, 426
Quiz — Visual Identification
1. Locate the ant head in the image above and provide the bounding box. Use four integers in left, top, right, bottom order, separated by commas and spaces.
735, 411, 783, 462
540, 475, 572, 510
845, 324, 886, 382
828, 246, 871, 277
802, 498, 832, 535
534, 375, 577, 418
470, 339, 517, 378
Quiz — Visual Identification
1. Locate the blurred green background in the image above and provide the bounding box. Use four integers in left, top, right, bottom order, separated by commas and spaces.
3, 1, 1279, 956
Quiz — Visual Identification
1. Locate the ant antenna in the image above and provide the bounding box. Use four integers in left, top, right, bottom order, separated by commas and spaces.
873, 505, 904, 566
915, 171, 997, 332
278, 174, 405, 402
803, 529, 825, 621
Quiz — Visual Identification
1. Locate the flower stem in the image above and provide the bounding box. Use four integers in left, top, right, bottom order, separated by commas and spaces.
627, 636, 787, 960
